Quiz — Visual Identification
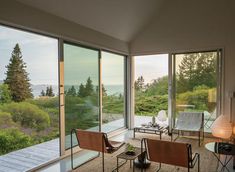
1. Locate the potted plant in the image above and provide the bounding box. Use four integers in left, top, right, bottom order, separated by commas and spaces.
126, 143, 135, 155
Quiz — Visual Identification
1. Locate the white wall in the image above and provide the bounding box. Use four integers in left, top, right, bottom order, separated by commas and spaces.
0, 0, 129, 54
130, 0, 235, 119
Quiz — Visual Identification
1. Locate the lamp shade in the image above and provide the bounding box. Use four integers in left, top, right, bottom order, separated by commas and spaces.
211, 115, 232, 139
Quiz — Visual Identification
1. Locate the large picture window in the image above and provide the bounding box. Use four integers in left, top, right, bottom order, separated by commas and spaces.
0, 25, 59, 170
101, 51, 126, 132
172, 50, 221, 132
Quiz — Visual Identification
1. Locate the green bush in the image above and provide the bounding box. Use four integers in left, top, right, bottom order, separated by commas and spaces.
0, 111, 16, 128
0, 128, 34, 155
135, 95, 168, 115
27, 97, 59, 109
0, 102, 50, 131
177, 88, 209, 111
0, 84, 12, 104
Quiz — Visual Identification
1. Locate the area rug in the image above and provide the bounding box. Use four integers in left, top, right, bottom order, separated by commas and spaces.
75, 133, 218, 172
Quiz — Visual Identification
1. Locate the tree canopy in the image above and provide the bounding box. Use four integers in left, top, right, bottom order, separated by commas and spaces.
177, 52, 217, 93
4, 44, 33, 102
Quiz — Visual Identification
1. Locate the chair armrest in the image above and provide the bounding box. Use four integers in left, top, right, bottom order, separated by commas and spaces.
190, 153, 200, 167
106, 141, 125, 153
109, 141, 125, 148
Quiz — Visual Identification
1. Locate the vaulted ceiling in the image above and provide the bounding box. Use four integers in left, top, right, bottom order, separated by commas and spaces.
16, 0, 164, 42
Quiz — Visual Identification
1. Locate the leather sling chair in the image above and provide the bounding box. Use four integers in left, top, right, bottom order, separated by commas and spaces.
171, 112, 204, 146
71, 129, 125, 171
141, 138, 200, 172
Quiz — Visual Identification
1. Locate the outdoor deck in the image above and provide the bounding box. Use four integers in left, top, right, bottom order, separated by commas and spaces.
0, 138, 59, 172
0, 116, 214, 172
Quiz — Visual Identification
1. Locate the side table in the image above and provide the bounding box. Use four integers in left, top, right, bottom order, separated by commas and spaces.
205, 142, 235, 172
115, 147, 145, 172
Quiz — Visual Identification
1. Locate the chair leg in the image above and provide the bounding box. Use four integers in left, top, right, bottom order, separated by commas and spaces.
198, 154, 200, 172
198, 131, 200, 147
171, 131, 173, 141
156, 163, 161, 172
102, 151, 104, 172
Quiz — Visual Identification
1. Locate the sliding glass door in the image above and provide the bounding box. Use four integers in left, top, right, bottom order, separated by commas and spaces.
101, 51, 126, 132
63, 43, 100, 149
172, 51, 221, 132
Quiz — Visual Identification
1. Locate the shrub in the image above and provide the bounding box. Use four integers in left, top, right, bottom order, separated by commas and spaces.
0, 102, 50, 131
177, 88, 209, 111
27, 97, 59, 109
0, 84, 12, 104
0, 128, 34, 155
0, 111, 16, 128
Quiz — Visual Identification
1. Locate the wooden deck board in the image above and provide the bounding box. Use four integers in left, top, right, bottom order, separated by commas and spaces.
0, 139, 59, 172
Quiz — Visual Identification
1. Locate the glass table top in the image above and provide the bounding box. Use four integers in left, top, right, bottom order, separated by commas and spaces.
205, 142, 235, 155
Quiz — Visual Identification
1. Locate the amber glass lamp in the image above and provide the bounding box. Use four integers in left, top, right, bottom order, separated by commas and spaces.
211, 115, 232, 140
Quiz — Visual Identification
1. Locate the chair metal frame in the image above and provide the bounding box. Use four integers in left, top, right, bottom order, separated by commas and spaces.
171, 112, 204, 146
70, 129, 124, 171
141, 138, 200, 172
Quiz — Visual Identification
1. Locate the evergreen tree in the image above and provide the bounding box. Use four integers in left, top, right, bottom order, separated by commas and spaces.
135, 76, 145, 91
40, 89, 46, 96
84, 77, 94, 96
48, 86, 55, 97
45, 86, 54, 97
46, 86, 50, 96
78, 84, 86, 97
177, 52, 217, 93
177, 54, 197, 93
4, 44, 33, 102
66, 85, 77, 96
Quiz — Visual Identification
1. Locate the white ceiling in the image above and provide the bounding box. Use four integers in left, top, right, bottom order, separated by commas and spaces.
16, 0, 164, 42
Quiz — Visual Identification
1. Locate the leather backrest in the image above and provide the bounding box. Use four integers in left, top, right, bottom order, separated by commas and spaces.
146, 139, 191, 168
76, 129, 106, 152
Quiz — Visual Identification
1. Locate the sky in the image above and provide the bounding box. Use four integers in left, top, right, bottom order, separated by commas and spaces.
64, 44, 125, 86
135, 54, 168, 84
0, 25, 58, 85
0, 24, 169, 87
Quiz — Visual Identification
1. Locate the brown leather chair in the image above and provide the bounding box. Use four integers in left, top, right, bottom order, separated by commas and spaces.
71, 129, 125, 171
141, 138, 200, 172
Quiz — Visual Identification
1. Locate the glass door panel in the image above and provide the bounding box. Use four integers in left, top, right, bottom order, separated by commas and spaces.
173, 51, 219, 132
101, 51, 125, 132
64, 43, 100, 149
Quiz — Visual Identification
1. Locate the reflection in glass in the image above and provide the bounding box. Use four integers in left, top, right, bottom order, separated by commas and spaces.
101, 51, 125, 132
64, 43, 99, 149
174, 52, 218, 132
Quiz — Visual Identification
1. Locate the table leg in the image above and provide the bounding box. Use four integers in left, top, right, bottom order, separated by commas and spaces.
213, 153, 231, 172
160, 131, 162, 140
117, 158, 119, 172
133, 129, 135, 138
133, 160, 135, 172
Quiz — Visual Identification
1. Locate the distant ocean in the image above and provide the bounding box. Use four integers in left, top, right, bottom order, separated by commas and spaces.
32, 84, 123, 97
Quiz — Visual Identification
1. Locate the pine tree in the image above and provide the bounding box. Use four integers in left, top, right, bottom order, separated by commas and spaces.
67, 85, 77, 96
135, 76, 145, 91
177, 54, 197, 93
84, 77, 94, 96
48, 86, 55, 97
45, 86, 54, 97
46, 86, 50, 96
40, 89, 46, 96
4, 43, 33, 102
78, 84, 86, 97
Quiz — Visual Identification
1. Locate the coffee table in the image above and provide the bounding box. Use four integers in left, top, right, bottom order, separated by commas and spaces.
133, 125, 168, 140
205, 142, 235, 172
115, 147, 144, 172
